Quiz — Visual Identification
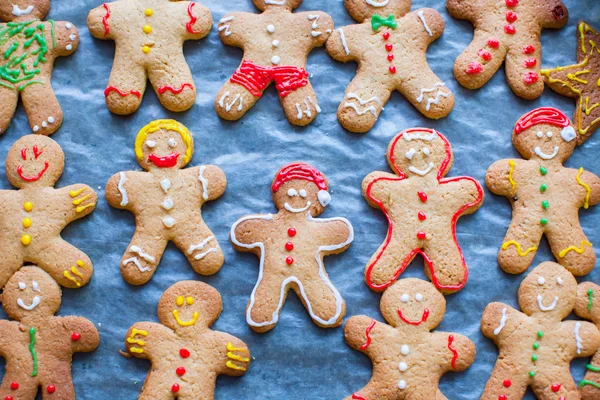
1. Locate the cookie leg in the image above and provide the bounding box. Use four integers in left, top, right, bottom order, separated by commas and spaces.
365, 239, 416, 291
148, 61, 196, 112
246, 275, 287, 332
105, 58, 146, 115
0, 375, 37, 399
33, 238, 93, 288
505, 42, 543, 100
138, 373, 174, 400
172, 227, 224, 276
547, 227, 595, 276
0, 86, 18, 135
215, 81, 260, 121
41, 375, 75, 400
295, 275, 345, 328
344, 380, 393, 400
20, 82, 63, 135
498, 220, 543, 274
581, 367, 600, 400
279, 82, 322, 127
337, 77, 391, 133
480, 362, 527, 400
531, 372, 578, 400
453, 31, 508, 90
423, 240, 468, 293
120, 233, 167, 285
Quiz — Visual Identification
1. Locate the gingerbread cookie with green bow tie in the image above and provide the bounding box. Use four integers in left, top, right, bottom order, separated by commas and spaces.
326, 0, 454, 133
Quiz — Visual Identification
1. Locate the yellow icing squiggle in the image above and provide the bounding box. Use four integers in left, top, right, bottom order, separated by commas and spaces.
63, 271, 81, 287
501, 241, 537, 257
576, 167, 591, 209
507, 160, 517, 193
559, 240, 592, 258
226, 360, 247, 371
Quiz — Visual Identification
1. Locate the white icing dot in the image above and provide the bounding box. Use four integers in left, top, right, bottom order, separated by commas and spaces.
415, 293, 423, 302
536, 131, 544, 138
69, 34, 76, 40
161, 198, 174, 210
546, 131, 553, 138
65, 22, 73, 29
287, 188, 297, 197
41, 121, 47, 128
168, 138, 177, 148
537, 276, 545, 285
33, 125, 39, 132
18, 282, 26, 290
146, 140, 156, 148
162, 217, 175, 228
271, 55, 281, 65
557, 277, 564, 286
400, 294, 409, 303
272, 39, 280, 47
267, 24, 275, 33
399, 362, 408, 371
422, 147, 430, 156
400, 345, 409, 355
66, 44, 72, 51
299, 189, 307, 198
47, 116, 55, 123
398, 380, 407, 390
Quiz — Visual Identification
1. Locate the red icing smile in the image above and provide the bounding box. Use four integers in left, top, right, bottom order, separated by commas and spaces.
148, 153, 180, 168
17, 162, 49, 182
397, 308, 430, 325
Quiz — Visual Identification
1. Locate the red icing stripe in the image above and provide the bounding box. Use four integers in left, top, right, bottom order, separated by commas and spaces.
514, 107, 570, 134
158, 83, 194, 95
360, 320, 376, 350
186, 3, 202, 34
102, 3, 110, 36
352, 394, 368, 400
448, 335, 458, 369
104, 86, 142, 99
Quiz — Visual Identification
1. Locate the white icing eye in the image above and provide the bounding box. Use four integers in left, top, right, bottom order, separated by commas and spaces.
537, 276, 545, 285
287, 188, 298, 197
400, 294, 409, 303
18, 282, 26, 290
168, 138, 177, 148
299, 189, 307, 198
405, 148, 416, 160
32, 281, 40, 292
146, 140, 156, 148
415, 293, 423, 302
422, 147, 430, 156
556, 277, 564, 286
536, 131, 544, 138
546, 131, 553, 138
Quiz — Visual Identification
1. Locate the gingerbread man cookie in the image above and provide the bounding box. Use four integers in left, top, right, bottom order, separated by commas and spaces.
542, 21, 600, 144
231, 163, 353, 332
215, 0, 333, 126
486, 107, 600, 276
0, 0, 79, 135
344, 278, 475, 400
447, 0, 568, 99
362, 128, 483, 293
326, 0, 454, 133
0, 266, 99, 400
481, 262, 600, 400
574, 282, 600, 398
106, 119, 226, 285
88, 0, 212, 115
0, 135, 97, 289
125, 280, 250, 399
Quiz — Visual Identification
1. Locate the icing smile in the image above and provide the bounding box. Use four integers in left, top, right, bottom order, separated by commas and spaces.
537, 294, 558, 311
284, 201, 311, 213
12, 4, 34, 16
17, 162, 49, 182
534, 146, 559, 160
265, 0, 286, 4
17, 296, 41, 310
409, 162, 435, 176
172, 310, 199, 327
366, 0, 390, 6
148, 153, 180, 168
397, 308, 430, 325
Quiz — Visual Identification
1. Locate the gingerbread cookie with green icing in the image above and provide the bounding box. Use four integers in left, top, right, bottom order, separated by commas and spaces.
0, 0, 79, 135
0, 266, 99, 400
486, 107, 600, 276
326, 0, 454, 133
125, 280, 250, 399
574, 282, 600, 398
88, 0, 212, 115
0, 134, 97, 289
344, 278, 475, 400
481, 262, 600, 400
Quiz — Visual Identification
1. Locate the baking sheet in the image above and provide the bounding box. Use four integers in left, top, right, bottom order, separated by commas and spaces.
1, 0, 599, 398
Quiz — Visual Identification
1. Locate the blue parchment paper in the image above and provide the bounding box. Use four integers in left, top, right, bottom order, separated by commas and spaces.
1, 0, 599, 398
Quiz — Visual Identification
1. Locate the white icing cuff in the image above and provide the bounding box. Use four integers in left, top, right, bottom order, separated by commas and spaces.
561, 126, 576, 142
318, 190, 331, 207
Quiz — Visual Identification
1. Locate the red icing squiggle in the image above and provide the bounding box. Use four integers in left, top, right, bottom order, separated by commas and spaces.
158, 83, 194, 95
17, 162, 49, 182
514, 107, 570, 134
397, 308, 429, 326
360, 320, 376, 350
272, 163, 328, 192
33, 146, 42, 160
104, 86, 142, 99
231, 60, 309, 98
20, 148, 27, 160
102, 3, 110, 36
352, 394, 368, 400
448, 335, 458, 369
364, 129, 483, 292
186, 3, 202, 34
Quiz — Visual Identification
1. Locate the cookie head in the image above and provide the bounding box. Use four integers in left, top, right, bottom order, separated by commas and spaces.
513, 107, 576, 163
518, 262, 577, 319
271, 163, 331, 217
252, 0, 302, 11
380, 278, 446, 330
0, 0, 50, 21
158, 281, 222, 333
135, 120, 194, 171
343, 0, 411, 22
2, 266, 61, 321
388, 129, 453, 179
5, 135, 64, 189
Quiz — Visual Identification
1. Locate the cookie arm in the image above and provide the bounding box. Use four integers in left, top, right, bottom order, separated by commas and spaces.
87, 2, 114, 40
192, 165, 227, 202
579, 170, 600, 207
106, 171, 133, 211
481, 302, 518, 341
184, 1, 212, 40
53, 21, 79, 57
413, 8, 445, 43
574, 282, 600, 325
456, 176, 484, 212
362, 171, 398, 208
125, 322, 171, 360
212, 333, 251, 376
564, 320, 600, 357
217, 12, 249, 47
485, 159, 518, 197
315, 218, 354, 250
60, 316, 100, 353
344, 315, 381, 356
435, 332, 476, 372
0, 320, 17, 356
538, 0, 568, 29
446, 0, 481, 21
297, 11, 334, 47
325, 24, 359, 62
230, 215, 270, 251
56, 184, 98, 222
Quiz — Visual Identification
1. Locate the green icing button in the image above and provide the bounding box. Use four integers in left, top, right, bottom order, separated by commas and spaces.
533, 342, 539, 350
542, 200, 549, 210
540, 218, 548, 226
529, 371, 536, 378
540, 183, 548, 192
531, 354, 538, 362
537, 331, 544, 338
540, 166, 547, 175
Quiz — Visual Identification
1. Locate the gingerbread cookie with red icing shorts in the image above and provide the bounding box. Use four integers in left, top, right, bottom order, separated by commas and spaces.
0, 135, 97, 289
362, 128, 483, 294
87, 0, 212, 114
344, 278, 475, 400
481, 261, 600, 400
486, 107, 600, 276
447, 0, 568, 99
125, 280, 250, 399
574, 282, 600, 398
541, 21, 600, 144
326, 0, 454, 133
215, 0, 333, 126
0, 0, 79, 135
106, 119, 227, 285
0, 266, 99, 400
231, 163, 353, 332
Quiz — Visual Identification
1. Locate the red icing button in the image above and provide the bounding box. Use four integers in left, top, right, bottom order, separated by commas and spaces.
466, 61, 483, 74
172, 384, 180, 393
559, 397, 566, 400
180, 348, 190, 358
505, 0, 518, 7
176, 367, 186, 376
478, 50, 492, 61
498, 395, 507, 400
523, 58, 537, 68
417, 232, 426, 240
387, 53, 394, 61
5, 396, 13, 400
382, 31, 390, 40
418, 211, 426, 221
385, 43, 393, 51
487, 38, 500, 49
417, 191, 427, 202
551, 383, 561, 392
389, 65, 397, 74
287, 228, 296, 237
504, 24, 516, 34
505, 11, 517, 23
71, 332, 81, 341
10, 382, 18, 390
523, 45, 535, 54
285, 242, 294, 251
286, 257, 294, 265
503, 380, 511, 388
524, 72, 539, 85
47, 385, 56, 394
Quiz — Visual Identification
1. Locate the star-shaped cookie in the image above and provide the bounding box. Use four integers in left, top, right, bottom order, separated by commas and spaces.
541, 21, 600, 145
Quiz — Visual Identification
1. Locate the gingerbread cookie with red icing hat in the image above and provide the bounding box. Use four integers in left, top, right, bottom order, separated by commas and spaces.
0, 266, 99, 400
106, 119, 226, 285
486, 107, 600, 277
125, 280, 250, 399
362, 128, 483, 294
0, 135, 97, 289
447, 0, 568, 99
344, 278, 475, 400
231, 162, 353, 332
215, 0, 333, 126
87, 0, 212, 115
481, 261, 600, 400
326, 0, 454, 133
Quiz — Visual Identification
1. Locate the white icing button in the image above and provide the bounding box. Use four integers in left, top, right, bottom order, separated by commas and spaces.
272, 39, 280, 47
160, 179, 171, 193
66, 44, 72, 51
41, 121, 47, 128
162, 217, 175, 228
537, 277, 545, 285
48, 116, 55, 123
162, 198, 174, 211
399, 362, 408, 371
400, 294, 409, 303
66, 22, 73, 29
69, 34, 76, 40
33, 125, 39, 132
415, 293, 423, 302
267, 24, 275, 33
271, 55, 281, 65
398, 380, 407, 390
18, 282, 26, 290
557, 277, 564, 286
401, 345, 409, 355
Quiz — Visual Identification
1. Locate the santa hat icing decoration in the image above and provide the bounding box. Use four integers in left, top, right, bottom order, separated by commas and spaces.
272, 163, 331, 207
514, 107, 576, 142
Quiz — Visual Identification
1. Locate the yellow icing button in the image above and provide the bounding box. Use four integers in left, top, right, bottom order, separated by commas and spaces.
21, 234, 31, 246
22, 218, 32, 228
142, 46, 151, 54
145, 8, 153, 16
143, 25, 152, 34
24, 202, 33, 211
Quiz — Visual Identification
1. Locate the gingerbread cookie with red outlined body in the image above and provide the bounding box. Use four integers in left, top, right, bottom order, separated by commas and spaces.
344, 278, 475, 400
231, 163, 353, 332
362, 128, 483, 294
106, 119, 226, 285
326, 0, 454, 133
446, 0, 568, 99
481, 262, 600, 400
125, 280, 250, 399
0, 135, 97, 289
486, 107, 600, 276
215, 0, 333, 126
0, 266, 99, 400
88, 0, 211, 115
0, 0, 79, 135
574, 281, 600, 398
